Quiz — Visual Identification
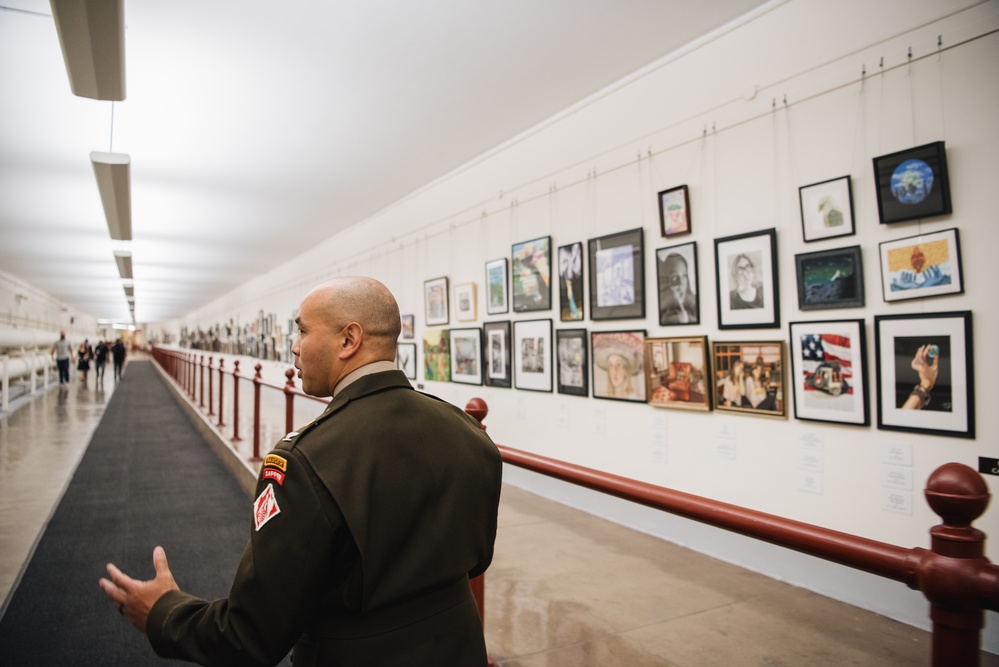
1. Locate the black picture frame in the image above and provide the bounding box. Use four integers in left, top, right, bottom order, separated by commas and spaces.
396, 342, 417, 380
874, 311, 974, 439
401, 314, 415, 339
557, 241, 585, 322
424, 276, 449, 326
513, 319, 553, 392
482, 320, 512, 388
591, 329, 647, 402
794, 245, 865, 311
873, 141, 952, 224
512, 236, 552, 312
788, 319, 869, 426
656, 241, 699, 325
714, 228, 780, 329
588, 228, 645, 321
485, 258, 509, 315
658, 184, 691, 238
556, 328, 589, 396
449, 328, 482, 385
798, 175, 855, 242
878, 228, 963, 303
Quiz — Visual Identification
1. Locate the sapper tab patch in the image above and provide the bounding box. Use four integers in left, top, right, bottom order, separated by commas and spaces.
262, 467, 286, 486
263, 454, 287, 472
254, 483, 281, 531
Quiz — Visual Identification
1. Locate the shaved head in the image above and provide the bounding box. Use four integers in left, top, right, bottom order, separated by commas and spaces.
306, 276, 401, 352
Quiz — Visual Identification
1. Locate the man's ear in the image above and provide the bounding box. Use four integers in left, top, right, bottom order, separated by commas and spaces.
339, 322, 363, 358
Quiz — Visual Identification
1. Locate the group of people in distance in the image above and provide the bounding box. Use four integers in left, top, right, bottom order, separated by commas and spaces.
51, 332, 127, 385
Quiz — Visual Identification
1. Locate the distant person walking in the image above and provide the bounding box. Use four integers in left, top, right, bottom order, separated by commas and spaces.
112, 338, 127, 382
77, 340, 93, 384
94, 340, 109, 382
51, 331, 72, 384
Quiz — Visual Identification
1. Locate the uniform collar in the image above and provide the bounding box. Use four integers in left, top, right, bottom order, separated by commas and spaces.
332, 360, 399, 398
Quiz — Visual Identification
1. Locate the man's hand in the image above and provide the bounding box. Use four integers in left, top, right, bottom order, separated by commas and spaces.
99, 546, 179, 633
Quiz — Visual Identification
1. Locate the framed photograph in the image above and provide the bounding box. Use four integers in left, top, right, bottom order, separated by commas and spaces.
714, 228, 779, 329
485, 258, 509, 315
645, 336, 710, 411
556, 328, 589, 396
401, 314, 415, 339
873, 141, 952, 224
591, 330, 646, 402
513, 319, 553, 392
799, 176, 855, 242
879, 228, 963, 302
421, 329, 450, 382
656, 241, 699, 325
424, 277, 449, 326
395, 342, 417, 380
557, 242, 585, 321
788, 319, 869, 425
588, 228, 646, 321
454, 282, 477, 322
794, 245, 865, 311
512, 236, 552, 312
483, 320, 512, 388
711, 341, 786, 418
658, 184, 691, 237
875, 311, 974, 439
449, 328, 482, 385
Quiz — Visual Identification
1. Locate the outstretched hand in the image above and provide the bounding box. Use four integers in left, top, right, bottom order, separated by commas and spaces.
99, 546, 179, 633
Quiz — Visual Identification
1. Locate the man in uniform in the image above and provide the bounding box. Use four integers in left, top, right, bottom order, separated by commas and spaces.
100, 276, 503, 666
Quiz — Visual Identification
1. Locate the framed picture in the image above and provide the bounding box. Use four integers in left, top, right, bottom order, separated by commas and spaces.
512, 236, 552, 312
875, 311, 974, 439
421, 329, 450, 382
556, 328, 589, 396
788, 319, 869, 425
401, 314, 415, 339
588, 228, 645, 320
454, 282, 477, 322
449, 328, 482, 385
656, 241, 699, 325
557, 242, 585, 321
485, 258, 509, 315
714, 228, 779, 329
483, 320, 512, 388
798, 176, 855, 242
711, 341, 786, 418
873, 141, 952, 224
794, 245, 865, 311
424, 277, 449, 326
658, 184, 691, 237
591, 330, 646, 402
513, 319, 553, 392
396, 342, 417, 380
644, 335, 710, 411
878, 228, 963, 302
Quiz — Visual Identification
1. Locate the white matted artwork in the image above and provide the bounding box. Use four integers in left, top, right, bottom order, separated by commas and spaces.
454, 282, 477, 321
513, 319, 552, 392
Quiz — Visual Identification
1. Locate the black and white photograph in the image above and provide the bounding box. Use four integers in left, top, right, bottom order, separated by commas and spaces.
656, 241, 699, 325
513, 319, 553, 392
714, 228, 779, 329
483, 320, 511, 388
556, 328, 588, 396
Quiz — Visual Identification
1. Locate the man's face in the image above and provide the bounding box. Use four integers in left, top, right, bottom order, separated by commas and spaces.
291, 292, 341, 397
665, 259, 688, 299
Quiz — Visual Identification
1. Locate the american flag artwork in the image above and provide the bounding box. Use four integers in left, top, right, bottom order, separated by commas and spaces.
800, 333, 852, 394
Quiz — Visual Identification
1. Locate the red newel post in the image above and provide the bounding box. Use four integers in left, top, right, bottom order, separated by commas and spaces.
188, 353, 196, 399
284, 368, 296, 435
217, 359, 226, 427
199, 355, 205, 408
464, 397, 496, 667
207, 356, 215, 417
232, 360, 242, 441
251, 363, 262, 461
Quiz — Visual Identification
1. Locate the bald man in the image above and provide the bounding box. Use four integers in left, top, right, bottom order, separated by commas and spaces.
100, 277, 503, 666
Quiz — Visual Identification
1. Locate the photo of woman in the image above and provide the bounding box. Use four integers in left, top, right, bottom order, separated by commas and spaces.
591, 331, 646, 402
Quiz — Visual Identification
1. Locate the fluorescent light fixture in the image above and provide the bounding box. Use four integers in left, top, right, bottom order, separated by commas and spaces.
91, 151, 131, 240
49, 0, 126, 101
114, 250, 132, 280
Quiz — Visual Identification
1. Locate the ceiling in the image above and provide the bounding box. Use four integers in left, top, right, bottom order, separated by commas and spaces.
0, 0, 768, 326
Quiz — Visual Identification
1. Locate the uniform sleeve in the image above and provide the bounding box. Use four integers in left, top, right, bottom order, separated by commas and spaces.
146, 447, 342, 667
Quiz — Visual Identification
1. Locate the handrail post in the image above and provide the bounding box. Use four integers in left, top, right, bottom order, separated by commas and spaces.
188, 353, 195, 399
284, 368, 296, 435
207, 356, 215, 416
232, 360, 242, 441
464, 397, 497, 667
199, 355, 205, 408
217, 359, 225, 427
251, 363, 263, 461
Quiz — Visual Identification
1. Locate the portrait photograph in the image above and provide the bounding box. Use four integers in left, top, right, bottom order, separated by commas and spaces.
483, 320, 512, 388
512, 236, 552, 312
485, 258, 509, 315
454, 282, 477, 322
591, 330, 646, 402
714, 228, 779, 329
878, 228, 963, 302
588, 228, 645, 320
798, 175, 855, 242
794, 245, 865, 311
711, 341, 786, 418
449, 327, 482, 385
644, 335, 710, 411
513, 319, 553, 392
395, 342, 417, 380
658, 184, 691, 237
556, 328, 589, 396
400, 314, 415, 339
424, 276, 449, 326
788, 319, 869, 425
421, 329, 450, 382
558, 241, 585, 321
873, 141, 952, 224
656, 241, 699, 326
875, 311, 974, 438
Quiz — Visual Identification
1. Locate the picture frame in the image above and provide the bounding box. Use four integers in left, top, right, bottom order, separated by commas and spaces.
448, 327, 482, 385
878, 228, 963, 302
557, 241, 585, 321
794, 245, 865, 311
658, 184, 691, 237
513, 319, 553, 392
788, 319, 869, 425
656, 241, 699, 325
644, 335, 710, 411
400, 314, 415, 339
424, 276, 449, 326
714, 228, 779, 329
483, 320, 512, 388
591, 330, 647, 402
874, 311, 974, 439
485, 258, 509, 315
873, 141, 952, 224
512, 236, 552, 312
798, 175, 855, 242
711, 340, 786, 418
421, 329, 450, 382
588, 228, 645, 321
454, 282, 477, 322
556, 328, 589, 396
395, 342, 417, 380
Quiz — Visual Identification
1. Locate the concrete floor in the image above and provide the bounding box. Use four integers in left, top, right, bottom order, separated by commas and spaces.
2, 358, 995, 666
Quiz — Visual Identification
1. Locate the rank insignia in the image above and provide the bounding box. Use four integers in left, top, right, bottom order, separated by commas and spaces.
253, 483, 281, 531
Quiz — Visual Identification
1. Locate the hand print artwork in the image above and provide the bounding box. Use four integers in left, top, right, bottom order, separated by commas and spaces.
879, 229, 963, 302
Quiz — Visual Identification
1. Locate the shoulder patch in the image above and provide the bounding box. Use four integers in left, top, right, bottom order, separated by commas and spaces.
263, 454, 288, 471
262, 467, 286, 486
253, 483, 281, 531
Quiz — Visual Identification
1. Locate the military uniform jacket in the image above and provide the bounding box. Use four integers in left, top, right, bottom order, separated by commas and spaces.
146, 369, 503, 666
